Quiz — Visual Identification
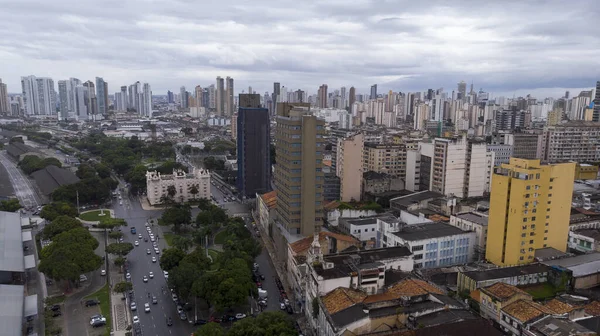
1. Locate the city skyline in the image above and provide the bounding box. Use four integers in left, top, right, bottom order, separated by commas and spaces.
0, 0, 598, 98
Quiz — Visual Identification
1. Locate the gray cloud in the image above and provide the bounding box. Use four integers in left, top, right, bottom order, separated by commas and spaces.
0, 0, 597, 97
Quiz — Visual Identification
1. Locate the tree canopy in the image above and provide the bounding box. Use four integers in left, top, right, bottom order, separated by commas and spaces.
159, 203, 191, 230
0, 199, 22, 212
113, 281, 133, 293
40, 202, 78, 221
159, 248, 186, 271
194, 322, 225, 336
41, 215, 83, 240
18, 155, 62, 175
227, 312, 298, 336
105, 242, 134, 257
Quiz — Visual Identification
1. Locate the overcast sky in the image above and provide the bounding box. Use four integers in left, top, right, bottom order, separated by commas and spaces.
0, 0, 598, 98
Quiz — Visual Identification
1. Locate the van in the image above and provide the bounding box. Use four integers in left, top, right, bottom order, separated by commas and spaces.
79, 274, 88, 282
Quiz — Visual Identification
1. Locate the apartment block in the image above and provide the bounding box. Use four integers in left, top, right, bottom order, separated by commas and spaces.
495, 107, 531, 131
486, 158, 576, 266
541, 121, 600, 163
363, 143, 406, 178
274, 103, 325, 236
336, 133, 364, 202
449, 212, 489, 260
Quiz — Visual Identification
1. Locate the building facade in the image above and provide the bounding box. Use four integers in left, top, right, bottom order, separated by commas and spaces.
146, 168, 211, 205
541, 121, 600, 163
0, 79, 9, 113
236, 94, 271, 198
486, 158, 576, 266
363, 143, 407, 178
449, 212, 489, 260
337, 133, 364, 202
274, 103, 325, 236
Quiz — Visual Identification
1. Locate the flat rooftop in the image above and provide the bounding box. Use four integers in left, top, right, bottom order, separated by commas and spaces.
454, 212, 488, 226
0, 284, 24, 336
390, 190, 444, 209
462, 263, 552, 282
0, 211, 24, 272
393, 222, 467, 241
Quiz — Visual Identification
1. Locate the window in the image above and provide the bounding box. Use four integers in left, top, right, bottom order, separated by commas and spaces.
523, 218, 528, 223
526, 185, 531, 190
548, 194, 552, 197
521, 233, 526, 238
532, 216, 536, 221
412, 245, 424, 252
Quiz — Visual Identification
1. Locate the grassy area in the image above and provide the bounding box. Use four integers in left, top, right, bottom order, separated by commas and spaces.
79, 210, 112, 222
208, 249, 221, 271
45, 295, 66, 306
213, 230, 230, 245
163, 232, 175, 247
522, 283, 557, 300
85, 283, 111, 336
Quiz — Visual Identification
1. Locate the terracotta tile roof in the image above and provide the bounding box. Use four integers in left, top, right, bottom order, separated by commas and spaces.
584, 301, 600, 316
363, 292, 397, 304
470, 289, 481, 303
260, 190, 277, 209
321, 287, 367, 315
543, 299, 575, 315
502, 299, 553, 323
481, 282, 531, 302
387, 279, 443, 298
289, 231, 359, 254
324, 200, 340, 210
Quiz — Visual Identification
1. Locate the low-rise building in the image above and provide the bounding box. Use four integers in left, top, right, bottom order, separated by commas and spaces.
146, 168, 211, 205
541, 253, 600, 289
499, 299, 553, 336
568, 229, 600, 253
449, 212, 489, 260
339, 215, 398, 246
362, 171, 404, 198
255, 190, 276, 232
380, 221, 476, 269
457, 263, 553, 292
479, 282, 533, 324
525, 316, 595, 336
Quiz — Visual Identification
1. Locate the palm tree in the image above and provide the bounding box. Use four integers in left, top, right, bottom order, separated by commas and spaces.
167, 185, 177, 199
189, 184, 199, 200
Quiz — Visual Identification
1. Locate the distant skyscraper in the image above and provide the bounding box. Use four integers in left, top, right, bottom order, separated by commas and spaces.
216, 77, 225, 115
167, 90, 174, 104
120, 86, 128, 111
349, 86, 356, 108
58, 80, 69, 119
226, 76, 234, 116
0, 79, 9, 113
142, 83, 152, 117
271, 82, 280, 115
340, 86, 347, 108
370, 84, 378, 99
95, 77, 107, 115
21, 76, 56, 116
237, 94, 270, 198
194, 85, 204, 107
457, 81, 467, 101
75, 85, 87, 118
67, 78, 81, 115
593, 81, 600, 122
83, 80, 97, 117
180, 86, 188, 108
208, 85, 216, 109
318, 84, 328, 108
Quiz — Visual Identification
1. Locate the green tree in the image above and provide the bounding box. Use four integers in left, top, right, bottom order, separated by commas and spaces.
227, 312, 298, 336
113, 281, 133, 293
39, 230, 102, 282
40, 202, 77, 221
172, 235, 193, 251
109, 231, 124, 241
97, 218, 128, 231
114, 256, 126, 267
49, 227, 99, 251
124, 164, 147, 194
76, 163, 97, 179
194, 322, 225, 336
159, 248, 186, 271
105, 243, 134, 257
159, 204, 191, 231
196, 198, 212, 211
0, 199, 22, 212
188, 184, 199, 199
156, 161, 188, 174
94, 163, 112, 179
42, 216, 82, 240
167, 185, 177, 198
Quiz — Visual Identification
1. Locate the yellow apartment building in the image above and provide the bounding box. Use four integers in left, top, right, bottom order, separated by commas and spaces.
486, 158, 575, 266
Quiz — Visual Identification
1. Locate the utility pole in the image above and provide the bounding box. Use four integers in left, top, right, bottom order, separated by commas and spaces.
76, 190, 80, 214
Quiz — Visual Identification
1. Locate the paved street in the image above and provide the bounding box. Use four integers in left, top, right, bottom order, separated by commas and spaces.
112, 189, 195, 336
0, 151, 42, 208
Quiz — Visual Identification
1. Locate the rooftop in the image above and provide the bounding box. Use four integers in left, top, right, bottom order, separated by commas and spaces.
481, 282, 531, 302
584, 301, 600, 316
390, 319, 504, 336
453, 212, 488, 226
541, 253, 600, 277
415, 309, 476, 328
390, 190, 444, 209
0, 284, 24, 336
392, 222, 468, 241
543, 299, 576, 315
259, 190, 277, 209
289, 231, 360, 255
31, 165, 80, 196
387, 278, 444, 298
462, 263, 551, 282
321, 287, 367, 315
528, 316, 594, 336
502, 299, 552, 323
574, 229, 600, 241
534, 247, 570, 261
0, 211, 24, 272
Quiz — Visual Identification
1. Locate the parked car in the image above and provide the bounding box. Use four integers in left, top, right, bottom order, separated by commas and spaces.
52, 310, 62, 317
194, 319, 207, 325
48, 304, 61, 311
235, 313, 247, 320
166, 317, 173, 326
144, 303, 150, 313
179, 311, 187, 320
79, 274, 88, 282
85, 299, 100, 307
132, 316, 140, 324
130, 302, 137, 311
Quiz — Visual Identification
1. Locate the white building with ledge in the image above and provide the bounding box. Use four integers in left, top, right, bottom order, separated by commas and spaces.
146, 168, 211, 205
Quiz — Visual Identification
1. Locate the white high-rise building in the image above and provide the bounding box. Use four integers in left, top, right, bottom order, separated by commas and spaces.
58, 80, 69, 119
0, 79, 9, 113
75, 85, 87, 118
21, 75, 56, 116
142, 83, 152, 117
208, 84, 216, 109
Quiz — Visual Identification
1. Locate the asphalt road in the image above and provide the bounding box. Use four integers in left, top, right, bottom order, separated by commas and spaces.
0, 151, 41, 208
112, 190, 195, 336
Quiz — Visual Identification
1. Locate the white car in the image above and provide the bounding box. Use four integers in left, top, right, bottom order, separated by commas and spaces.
119, 201, 123, 205
130, 302, 137, 311
163, 271, 169, 279
144, 303, 150, 312
126, 272, 131, 279
138, 234, 142, 239
150, 237, 156, 242
146, 249, 151, 255
100, 269, 106, 276
151, 256, 157, 263
143, 276, 148, 283
235, 313, 247, 319
154, 248, 160, 254
133, 316, 139, 324
134, 241, 139, 246
149, 272, 154, 279
171, 293, 178, 302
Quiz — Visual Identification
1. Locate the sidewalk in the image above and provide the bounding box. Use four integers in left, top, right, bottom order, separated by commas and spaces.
108, 255, 129, 336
